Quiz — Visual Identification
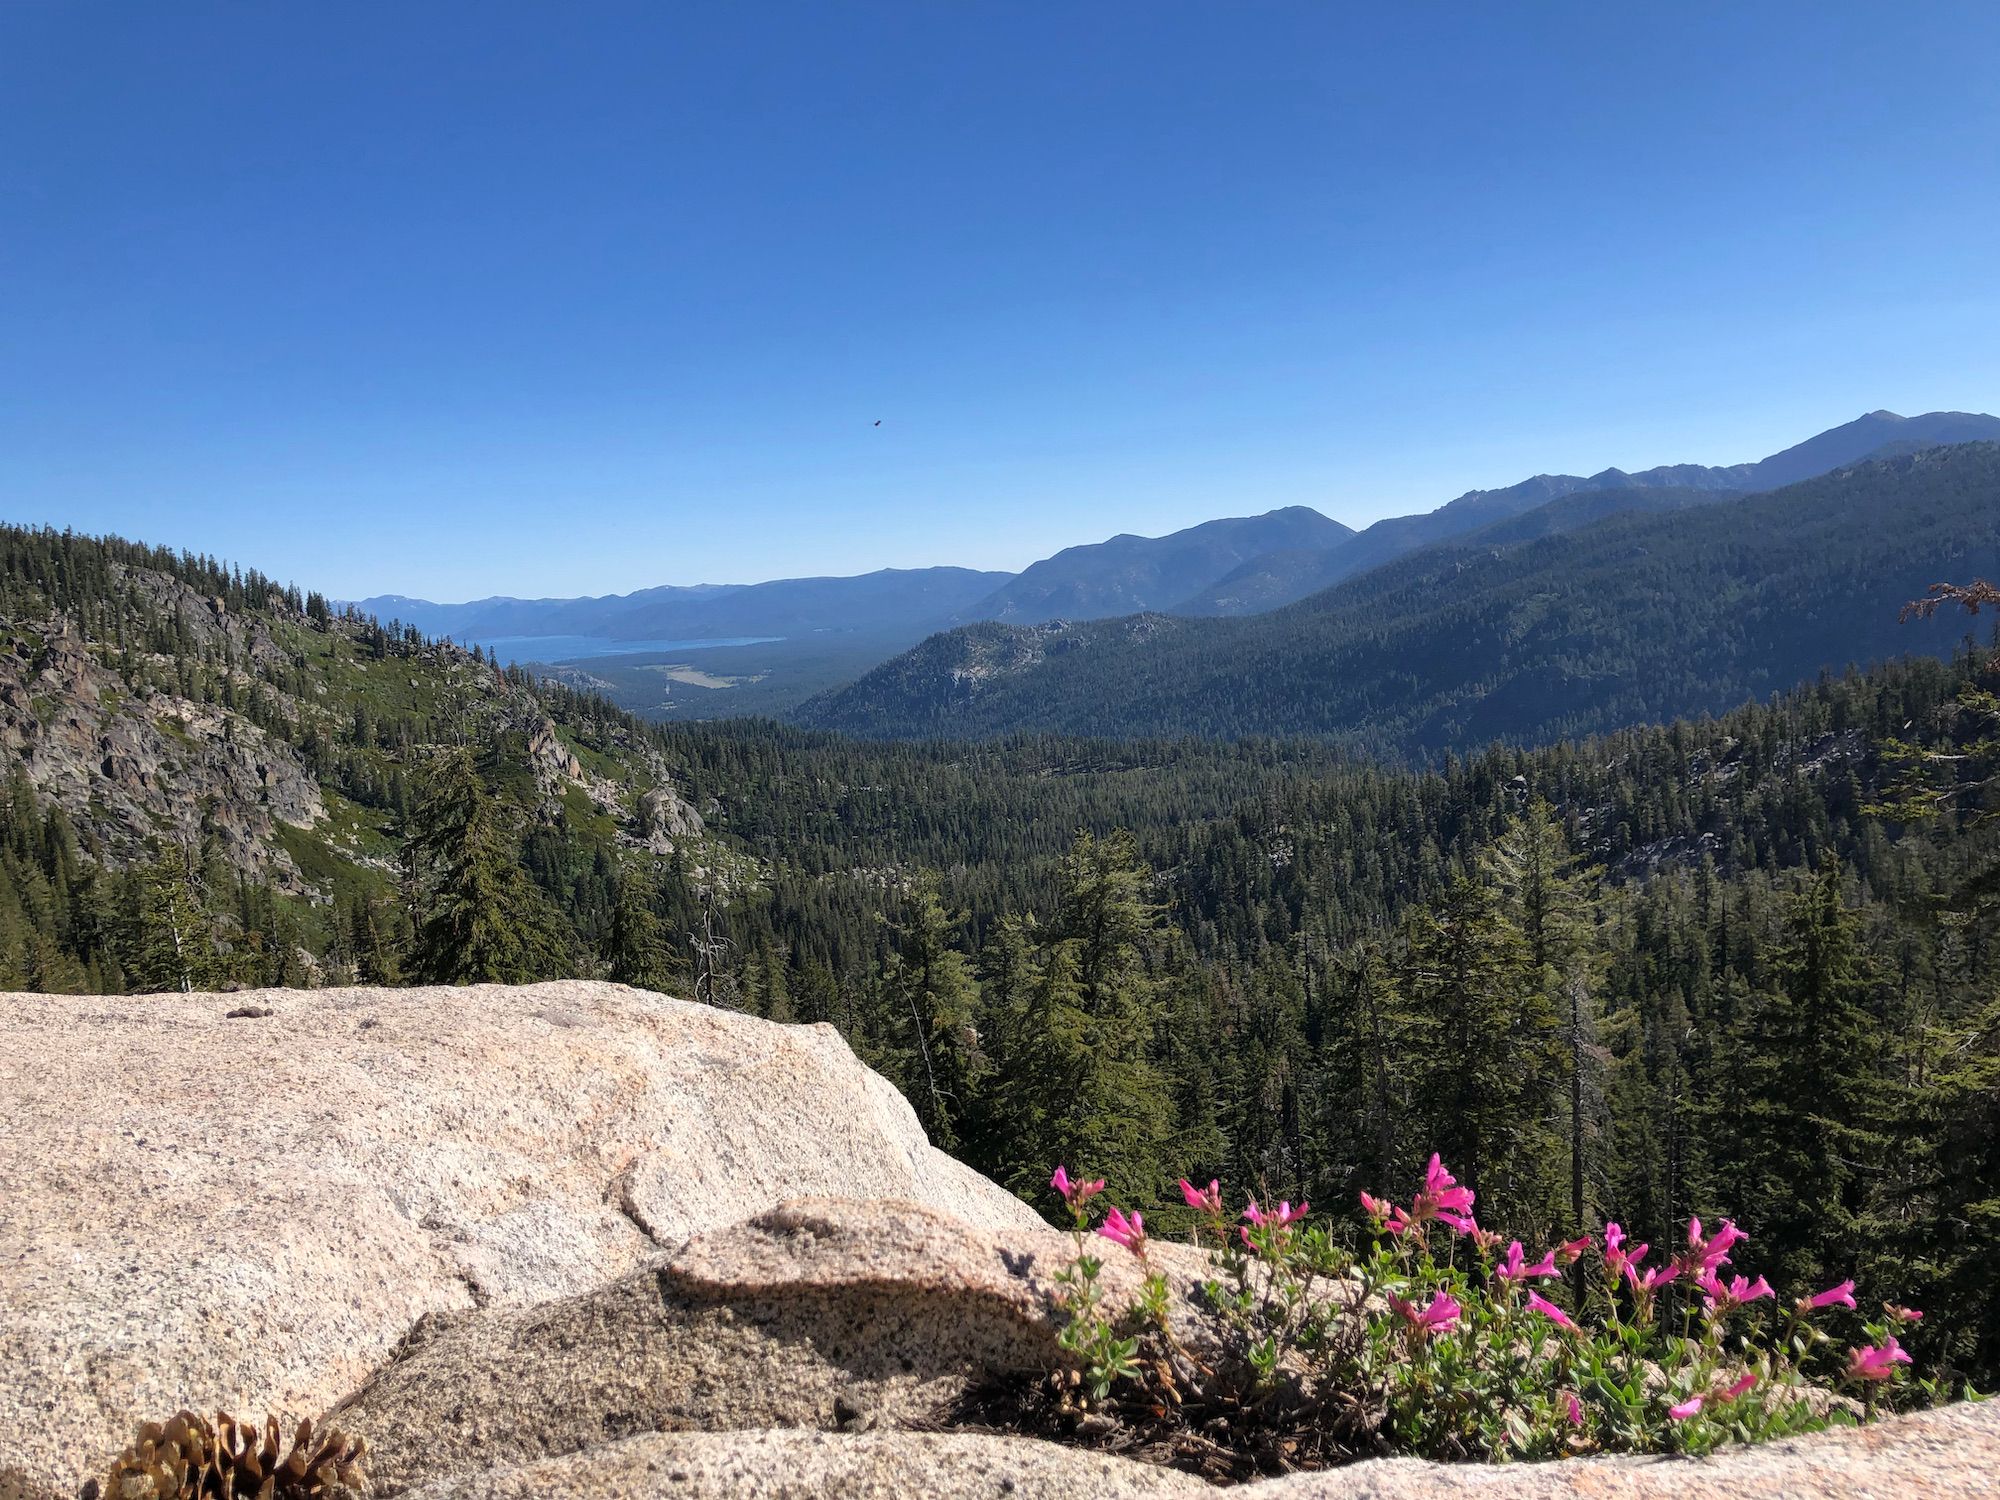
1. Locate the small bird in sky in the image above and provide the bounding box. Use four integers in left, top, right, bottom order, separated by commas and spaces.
873, 419, 882, 427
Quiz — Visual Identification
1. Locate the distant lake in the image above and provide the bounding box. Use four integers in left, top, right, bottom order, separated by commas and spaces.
469, 634, 782, 665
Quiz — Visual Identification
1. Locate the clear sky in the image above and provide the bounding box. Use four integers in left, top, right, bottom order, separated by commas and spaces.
2, 3, 1996, 602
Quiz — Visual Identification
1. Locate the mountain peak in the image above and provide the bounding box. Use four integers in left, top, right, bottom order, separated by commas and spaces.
968, 506, 1353, 625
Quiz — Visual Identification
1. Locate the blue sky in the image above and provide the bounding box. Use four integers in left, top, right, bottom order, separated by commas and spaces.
2, 3, 1996, 601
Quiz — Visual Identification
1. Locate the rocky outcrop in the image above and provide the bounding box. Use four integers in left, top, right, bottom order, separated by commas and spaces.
0, 601, 324, 885
401, 1430, 1194, 1500
0, 983, 1033, 1500
520, 717, 702, 855
334, 1197, 1224, 1496
2, 981, 1994, 1500
636, 781, 702, 852
524, 717, 585, 799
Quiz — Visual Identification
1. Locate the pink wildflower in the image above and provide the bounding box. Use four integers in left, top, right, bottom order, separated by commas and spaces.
1241, 1197, 1305, 1252
1887, 1304, 1924, 1325
1556, 1234, 1594, 1265
1525, 1290, 1576, 1330
1707, 1219, 1748, 1261
1625, 1260, 1679, 1296
1846, 1338, 1913, 1384
1050, 1166, 1105, 1208
1600, 1232, 1648, 1280
1564, 1391, 1584, 1428
1496, 1240, 1560, 1283
1436, 1210, 1480, 1236
1179, 1178, 1223, 1215
1679, 1216, 1748, 1277
1801, 1280, 1857, 1313
1672, 1372, 1758, 1420
1700, 1272, 1774, 1316
1359, 1190, 1393, 1222
1098, 1205, 1146, 1254
1418, 1154, 1476, 1216
1389, 1290, 1462, 1335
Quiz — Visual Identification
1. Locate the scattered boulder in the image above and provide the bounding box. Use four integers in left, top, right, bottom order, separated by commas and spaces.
525, 717, 584, 795
636, 782, 702, 851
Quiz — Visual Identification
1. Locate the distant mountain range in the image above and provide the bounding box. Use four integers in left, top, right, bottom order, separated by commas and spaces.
354, 566, 1012, 646
796, 442, 2000, 754
1175, 408, 2000, 615
354, 408, 2000, 724
968, 505, 1353, 623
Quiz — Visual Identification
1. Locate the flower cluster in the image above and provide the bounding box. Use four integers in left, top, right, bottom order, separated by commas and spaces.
1045, 1154, 1930, 1465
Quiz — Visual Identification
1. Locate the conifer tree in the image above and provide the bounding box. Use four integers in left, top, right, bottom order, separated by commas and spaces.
348, 894, 401, 984
965, 914, 1053, 1192
129, 846, 220, 994
1310, 945, 1414, 1206
404, 749, 572, 985
1482, 799, 1601, 1234
795, 956, 840, 1026
1729, 860, 1887, 1286
605, 868, 676, 993
1880, 989, 2000, 1377
1397, 876, 1563, 1235
881, 878, 981, 1150
1037, 831, 1177, 1201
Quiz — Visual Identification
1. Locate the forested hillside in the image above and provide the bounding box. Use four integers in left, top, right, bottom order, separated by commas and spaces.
4, 520, 2000, 1384
0, 525, 719, 993
690, 649, 2000, 1382
800, 443, 2000, 751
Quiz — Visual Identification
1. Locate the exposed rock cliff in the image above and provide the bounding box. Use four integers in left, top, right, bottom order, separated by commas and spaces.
0, 550, 710, 905
0, 602, 326, 886
0, 982, 1991, 1500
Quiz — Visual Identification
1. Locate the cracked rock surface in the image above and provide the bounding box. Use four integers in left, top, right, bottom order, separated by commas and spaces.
334, 1196, 1226, 1496
0, 983, 1035, 1499
381, 1403, 2000, 1499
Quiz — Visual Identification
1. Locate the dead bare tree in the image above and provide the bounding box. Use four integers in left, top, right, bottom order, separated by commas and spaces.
1901, 579, 2000, 621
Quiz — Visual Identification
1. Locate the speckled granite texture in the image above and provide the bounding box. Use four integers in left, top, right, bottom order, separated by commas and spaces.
335, 1197, 1228, 1495
0, 983, 1035, 1498
388, 1402, 2000, 1500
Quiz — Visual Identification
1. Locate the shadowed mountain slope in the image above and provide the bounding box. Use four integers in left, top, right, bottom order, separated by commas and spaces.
798, 443, 2000, 756
1175, 410, 2000, 616
967, 505, 1354, 624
